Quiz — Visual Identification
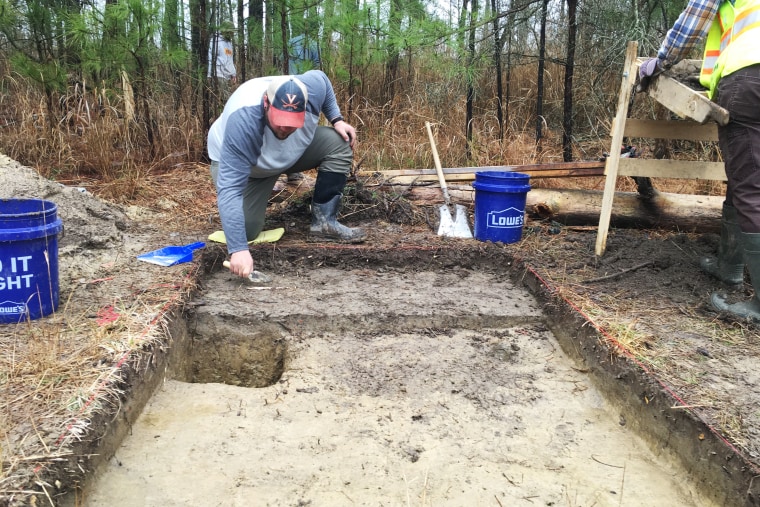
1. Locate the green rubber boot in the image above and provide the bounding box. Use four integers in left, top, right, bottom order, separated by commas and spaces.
700, 203, 744, 286
711, 232, 760, 322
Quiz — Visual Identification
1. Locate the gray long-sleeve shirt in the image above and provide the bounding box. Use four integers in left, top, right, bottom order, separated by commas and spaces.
207, 70, 344, 253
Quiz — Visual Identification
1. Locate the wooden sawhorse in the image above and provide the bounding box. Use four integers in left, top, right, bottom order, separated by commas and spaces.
595, 41, 729, 256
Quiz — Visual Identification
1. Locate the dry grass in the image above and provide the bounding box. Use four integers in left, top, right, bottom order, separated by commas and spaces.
0, 58, 726, 202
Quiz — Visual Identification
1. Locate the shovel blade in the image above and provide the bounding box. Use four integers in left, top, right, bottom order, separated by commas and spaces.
437, 204, 473, 238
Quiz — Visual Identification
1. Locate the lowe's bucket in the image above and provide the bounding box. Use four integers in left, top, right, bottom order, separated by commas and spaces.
0, 199, 63, 324
472, 171, 531, 244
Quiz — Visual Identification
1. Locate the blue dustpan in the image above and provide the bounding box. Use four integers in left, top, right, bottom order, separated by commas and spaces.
137, 241, 206, 267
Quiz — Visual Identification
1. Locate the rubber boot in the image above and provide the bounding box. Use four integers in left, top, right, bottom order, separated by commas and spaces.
711, 232, 760, 322
699, 203, 744, 286
309, 172, 366, 243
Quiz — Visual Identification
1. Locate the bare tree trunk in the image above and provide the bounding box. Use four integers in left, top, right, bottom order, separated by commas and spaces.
466, 0, 477, 161
492, 0, 505, 141
280, 5, 289, 74
536, 0, 547, 144
321, 0, 335, 72
266, 0, 276, 69
346, 0, 359, 119
237, 0, 244, 81
504, 6, 516, 133
562, 0, 577, 162
249, 0, 264, 78
384, 0, 401, 106
190, 0, 210, 152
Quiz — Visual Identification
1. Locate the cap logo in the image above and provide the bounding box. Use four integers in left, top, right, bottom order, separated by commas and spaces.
280, 93, 302, 111
266, 76, 308, 128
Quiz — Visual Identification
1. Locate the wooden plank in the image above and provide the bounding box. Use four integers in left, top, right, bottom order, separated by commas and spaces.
359, 162, 606, 184
621, 118, 719, 142
596, 41, 639, 256
646, 69, 729, 126
618, 158, 726, 181
365, 158, 726, 185
359, 161, 604, 178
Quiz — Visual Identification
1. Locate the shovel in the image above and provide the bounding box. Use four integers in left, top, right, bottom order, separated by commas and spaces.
136, 241, 206, 266
425, 122, 473, 238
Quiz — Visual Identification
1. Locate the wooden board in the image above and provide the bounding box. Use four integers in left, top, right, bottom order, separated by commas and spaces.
620, 118, 719, 142
618, 158, 725, 181
596, 42, 639, 256
358, 161, 606, 184
642, 59, 730, 126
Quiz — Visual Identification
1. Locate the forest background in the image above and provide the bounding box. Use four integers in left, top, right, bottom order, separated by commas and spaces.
0, 0, 718, 202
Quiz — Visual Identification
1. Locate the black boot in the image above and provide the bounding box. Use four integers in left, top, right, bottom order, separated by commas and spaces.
309, 172, 366, 243
711, 232, 760, 322
700, 203, 744, 286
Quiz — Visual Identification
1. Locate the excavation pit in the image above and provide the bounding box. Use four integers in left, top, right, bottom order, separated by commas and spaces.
81, 248, 727, 506
180, 321, 286, 388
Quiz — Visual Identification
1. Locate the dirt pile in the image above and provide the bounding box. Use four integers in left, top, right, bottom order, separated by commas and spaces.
1, 155, 129, 283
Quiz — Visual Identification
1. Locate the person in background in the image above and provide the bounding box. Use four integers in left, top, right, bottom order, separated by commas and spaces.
638, 0, 760, 322
207, 72, 365, 280
288, 18, 321, 74
288, 33, 321, 74
208, 21, 237, 104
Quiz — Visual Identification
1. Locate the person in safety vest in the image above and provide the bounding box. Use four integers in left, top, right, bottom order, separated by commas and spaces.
639, 0, 760, 323
207, 72, 366, 280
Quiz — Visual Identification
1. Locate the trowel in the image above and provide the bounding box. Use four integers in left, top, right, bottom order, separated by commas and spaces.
222, 260, 272, 285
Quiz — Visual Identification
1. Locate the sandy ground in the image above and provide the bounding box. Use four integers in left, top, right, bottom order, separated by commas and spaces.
81, 268, 713, 507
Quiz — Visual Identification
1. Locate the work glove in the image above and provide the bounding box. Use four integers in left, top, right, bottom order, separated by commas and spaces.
637, 58, 663, 92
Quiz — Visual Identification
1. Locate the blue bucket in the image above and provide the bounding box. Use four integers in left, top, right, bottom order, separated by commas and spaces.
472, 171, 531, 244
0, 199, 63, 324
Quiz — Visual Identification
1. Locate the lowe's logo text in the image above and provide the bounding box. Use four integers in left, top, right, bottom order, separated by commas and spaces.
0, 301, 26, 315
487, 207, 524, 229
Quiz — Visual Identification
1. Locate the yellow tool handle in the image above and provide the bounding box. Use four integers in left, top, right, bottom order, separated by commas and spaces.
425, 121, 452, 207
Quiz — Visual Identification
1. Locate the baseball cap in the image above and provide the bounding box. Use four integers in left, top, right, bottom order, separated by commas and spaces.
266, 76, 308, 128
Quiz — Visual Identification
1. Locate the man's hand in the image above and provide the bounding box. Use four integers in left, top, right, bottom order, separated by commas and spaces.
638, 58, 663, 92
228, 250, 254, 279
333, 120, 357, 149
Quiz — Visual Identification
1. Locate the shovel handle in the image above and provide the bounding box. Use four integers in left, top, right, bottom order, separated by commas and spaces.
426, 122, 452, 207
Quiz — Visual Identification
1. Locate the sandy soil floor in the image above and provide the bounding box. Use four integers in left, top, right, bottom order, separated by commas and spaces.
81, 267, 711, 507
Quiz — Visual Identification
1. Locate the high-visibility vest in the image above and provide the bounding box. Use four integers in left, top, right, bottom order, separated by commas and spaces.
700, 0, 760, 98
